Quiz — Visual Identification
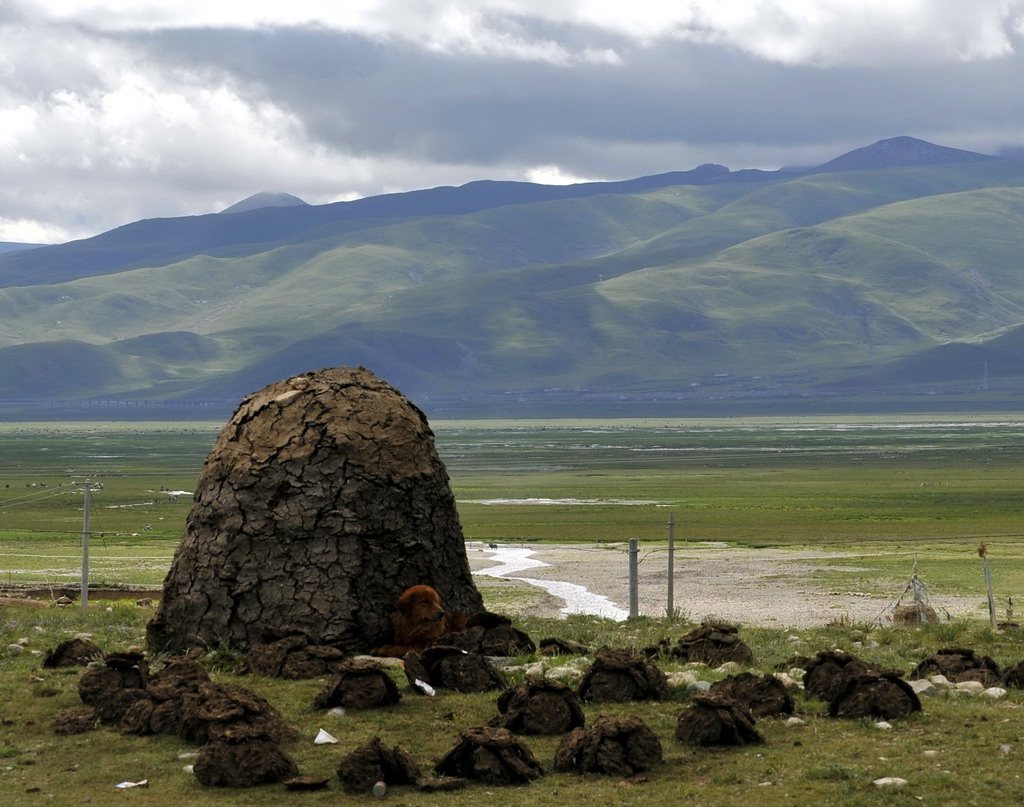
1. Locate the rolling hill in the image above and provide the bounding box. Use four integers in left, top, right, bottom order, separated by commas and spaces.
3, 136, 1024, 418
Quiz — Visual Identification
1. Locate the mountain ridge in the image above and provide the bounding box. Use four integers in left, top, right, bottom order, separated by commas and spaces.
1, 136, 1022, 418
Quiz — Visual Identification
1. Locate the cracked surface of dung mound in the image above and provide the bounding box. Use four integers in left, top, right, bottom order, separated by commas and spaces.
148, 367, 483, 654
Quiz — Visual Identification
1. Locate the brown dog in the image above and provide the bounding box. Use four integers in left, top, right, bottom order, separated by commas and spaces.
372, 584, 466, 658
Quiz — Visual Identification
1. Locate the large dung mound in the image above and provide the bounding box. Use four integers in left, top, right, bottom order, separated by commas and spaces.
147, 366, 483, 654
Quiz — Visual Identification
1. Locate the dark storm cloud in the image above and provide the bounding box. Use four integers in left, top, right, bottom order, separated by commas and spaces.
3, 1, 1024, 241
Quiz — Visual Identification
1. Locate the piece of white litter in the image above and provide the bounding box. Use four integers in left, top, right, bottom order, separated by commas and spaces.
115, 780, 149, 789
874, 721, 893, 730
177, 751, 199, 760
314, 728, 339, 744
414, 679, 436, 696
329, 706, 346, 716
873, 777, 907, 788
183, 765, 195, 775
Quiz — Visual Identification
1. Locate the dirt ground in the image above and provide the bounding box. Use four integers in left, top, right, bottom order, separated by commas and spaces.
467, 543, 983, 629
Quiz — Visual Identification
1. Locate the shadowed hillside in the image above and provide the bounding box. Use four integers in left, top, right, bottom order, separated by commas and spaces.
2, 137, 1023, 417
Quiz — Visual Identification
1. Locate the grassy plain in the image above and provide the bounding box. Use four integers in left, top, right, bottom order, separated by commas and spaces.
3, 415, 1024, 805
2, 415, 1024, 596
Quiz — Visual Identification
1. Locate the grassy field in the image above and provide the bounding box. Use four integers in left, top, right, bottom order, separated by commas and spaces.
2, 415, 1024, 597
4, 603, 1024, 805
3, 415, 1024, 804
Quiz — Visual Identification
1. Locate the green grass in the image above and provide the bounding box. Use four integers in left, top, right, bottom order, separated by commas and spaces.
4, 606, 1024, 805
4, 416, 1024, 597
3, 416, 1024, 803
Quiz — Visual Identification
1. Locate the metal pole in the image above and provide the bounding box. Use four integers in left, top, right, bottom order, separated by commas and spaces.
628, 537, 639, 619
666, 511, 675, 617
979, 541, 997, 630
81, 481, 93, 609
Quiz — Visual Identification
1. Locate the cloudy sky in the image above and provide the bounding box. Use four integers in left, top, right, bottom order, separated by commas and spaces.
2, 1, 1024, 244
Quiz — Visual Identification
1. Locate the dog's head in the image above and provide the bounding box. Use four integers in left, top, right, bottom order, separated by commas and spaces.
396, 585, 447, 624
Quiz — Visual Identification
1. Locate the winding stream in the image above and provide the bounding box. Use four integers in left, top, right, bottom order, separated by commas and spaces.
474, 546, 628, 621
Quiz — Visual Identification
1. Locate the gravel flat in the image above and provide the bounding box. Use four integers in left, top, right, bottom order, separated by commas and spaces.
468, 542, 982, 628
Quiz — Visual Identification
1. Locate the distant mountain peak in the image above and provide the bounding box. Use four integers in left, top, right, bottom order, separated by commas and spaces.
814, 136, 998, 173
219, 192, 309, 215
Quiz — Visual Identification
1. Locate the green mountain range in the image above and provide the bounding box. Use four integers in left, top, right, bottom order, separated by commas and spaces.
3, 135, 1024, 418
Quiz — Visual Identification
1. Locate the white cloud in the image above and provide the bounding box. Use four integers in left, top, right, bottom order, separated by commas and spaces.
525, 165, 602, 185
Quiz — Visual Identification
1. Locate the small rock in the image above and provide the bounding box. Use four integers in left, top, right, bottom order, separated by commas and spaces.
909, 679, 938, 697
775, 673, 802, 691
665, 671, 700, 687
715, 661, 742, 675
873, 777, 907, 788
787, 635, 803, 644
955, 681, 985, 696
929, 674, 953, 690
982, 687, 1007, 699
874, 721, 893, 730
33, 626, 45, 633
6, 644, 23, 656
999, 744, 1012, 755
787, 668, 805, 680
17, 637, 30, 646
353, 654, 404, 669
851, 641, 863, 650
546, 666, 582, 682
923, 750, 939, 758
685, 680, 712, 695
785, 717, 805, 727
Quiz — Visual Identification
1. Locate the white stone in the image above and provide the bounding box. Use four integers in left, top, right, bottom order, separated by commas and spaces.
874, 777, 907, 788
775, 673, 802, 692
16, 637, 29, 646
874, 721, 893, 730
6, 644, 23, 656
546, 666, 582, 682
715, 661, 742, 675
982, 687, 1007, 699
785, 717, 805, 727
999, 744, 1012, 755
955, 681, 985, 696
922, 750, 939, 758
909, 679, 938, 697
666, 671, 700, 687
929, 674, 953, 689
